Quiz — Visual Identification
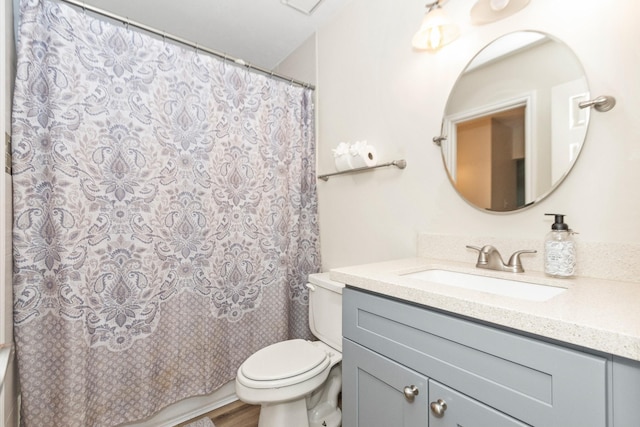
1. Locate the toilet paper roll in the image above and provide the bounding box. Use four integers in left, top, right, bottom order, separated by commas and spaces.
349, 145, 378, 169
334, 153, 353, 171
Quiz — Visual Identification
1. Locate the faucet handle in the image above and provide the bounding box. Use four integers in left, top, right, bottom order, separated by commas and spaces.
466, 245, 499, 265
506, 250, 537, 273
466, 245, 484, 262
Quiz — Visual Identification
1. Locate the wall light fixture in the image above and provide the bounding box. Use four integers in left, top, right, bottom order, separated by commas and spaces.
412, 1, 460, 51
470, 0, 530, 25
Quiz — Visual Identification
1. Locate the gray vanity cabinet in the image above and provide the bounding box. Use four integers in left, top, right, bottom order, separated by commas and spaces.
342, 288, 612, 427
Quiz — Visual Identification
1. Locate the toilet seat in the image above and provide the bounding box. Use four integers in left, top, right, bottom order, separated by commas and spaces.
237, 339, 330, 389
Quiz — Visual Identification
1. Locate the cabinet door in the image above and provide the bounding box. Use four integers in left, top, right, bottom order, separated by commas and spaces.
342, 339, 428, 427
429, 380, 531, 427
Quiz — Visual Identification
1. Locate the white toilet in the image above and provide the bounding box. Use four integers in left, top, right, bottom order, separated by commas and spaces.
235, 273, 344, 427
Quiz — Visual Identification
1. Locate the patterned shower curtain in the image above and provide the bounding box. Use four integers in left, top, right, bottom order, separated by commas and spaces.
11, 0, 320, 425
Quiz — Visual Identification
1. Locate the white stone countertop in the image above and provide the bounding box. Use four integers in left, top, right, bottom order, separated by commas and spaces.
330, 257, 640, 362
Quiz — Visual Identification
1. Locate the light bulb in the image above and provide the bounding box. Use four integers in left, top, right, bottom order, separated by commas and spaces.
428, 27, 443, 49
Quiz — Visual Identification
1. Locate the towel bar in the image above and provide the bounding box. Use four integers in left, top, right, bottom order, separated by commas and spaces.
318, 159, 407, 181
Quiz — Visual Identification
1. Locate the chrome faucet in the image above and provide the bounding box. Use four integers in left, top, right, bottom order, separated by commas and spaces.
466, 245, 536, 273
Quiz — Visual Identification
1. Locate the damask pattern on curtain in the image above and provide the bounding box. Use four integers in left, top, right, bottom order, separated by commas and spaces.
11, 0, 320, 425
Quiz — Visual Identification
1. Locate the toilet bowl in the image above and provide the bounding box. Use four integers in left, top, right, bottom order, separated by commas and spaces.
235, 273, 344, 427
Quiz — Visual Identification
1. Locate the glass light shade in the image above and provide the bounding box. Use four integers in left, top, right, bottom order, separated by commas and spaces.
412, 7, 460, 51
470, 0, 530, 25
489, 0, 510, 11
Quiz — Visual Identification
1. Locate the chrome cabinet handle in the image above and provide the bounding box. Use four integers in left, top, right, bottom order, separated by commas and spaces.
430, 399, 447, 417
403, 385, 419, 402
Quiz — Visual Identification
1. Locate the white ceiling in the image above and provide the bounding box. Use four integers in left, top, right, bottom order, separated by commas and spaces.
80, 0, 352, 70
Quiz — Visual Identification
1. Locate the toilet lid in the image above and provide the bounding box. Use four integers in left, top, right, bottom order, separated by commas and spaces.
240, 339, 328, 382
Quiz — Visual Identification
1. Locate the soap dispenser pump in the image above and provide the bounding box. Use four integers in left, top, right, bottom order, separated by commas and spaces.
544, 213, 576, 278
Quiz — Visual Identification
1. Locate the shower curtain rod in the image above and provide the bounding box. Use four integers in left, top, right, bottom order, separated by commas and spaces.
56, 0, 316, 90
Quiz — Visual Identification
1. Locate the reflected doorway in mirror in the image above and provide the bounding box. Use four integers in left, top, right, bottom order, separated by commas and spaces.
455, 105, 526, 211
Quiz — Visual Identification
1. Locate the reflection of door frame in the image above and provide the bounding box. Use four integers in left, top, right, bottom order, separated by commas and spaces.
443, 92, 536, 204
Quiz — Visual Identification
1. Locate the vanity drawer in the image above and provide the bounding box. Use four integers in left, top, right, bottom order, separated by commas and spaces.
343, 288, 608, 427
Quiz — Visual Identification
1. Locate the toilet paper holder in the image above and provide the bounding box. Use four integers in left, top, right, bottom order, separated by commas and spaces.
318, 159, 407, 181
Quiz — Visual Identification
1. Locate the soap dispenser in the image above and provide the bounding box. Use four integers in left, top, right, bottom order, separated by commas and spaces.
544, 213, 576, 278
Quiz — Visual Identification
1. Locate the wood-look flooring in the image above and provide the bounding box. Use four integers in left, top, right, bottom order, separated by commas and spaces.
176, 400, 260, 427
178, 394, 340, 427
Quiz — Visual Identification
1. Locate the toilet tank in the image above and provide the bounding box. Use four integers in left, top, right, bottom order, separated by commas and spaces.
307, 273, 345, 352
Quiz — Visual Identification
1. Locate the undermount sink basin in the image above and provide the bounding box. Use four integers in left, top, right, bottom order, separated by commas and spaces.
402, 269, 566, 302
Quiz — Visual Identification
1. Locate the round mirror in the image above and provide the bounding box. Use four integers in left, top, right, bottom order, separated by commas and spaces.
439, 31, 590, 212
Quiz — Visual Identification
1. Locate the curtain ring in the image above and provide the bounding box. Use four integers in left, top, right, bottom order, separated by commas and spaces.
162, 31, 166, 44
124, 17, 130, 30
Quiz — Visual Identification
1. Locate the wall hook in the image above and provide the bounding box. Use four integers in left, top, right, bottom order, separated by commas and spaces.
433, 136, 447, 146
578, 95, 616, 112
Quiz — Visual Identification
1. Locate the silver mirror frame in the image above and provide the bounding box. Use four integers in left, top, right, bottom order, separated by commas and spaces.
437, 30, 592, 214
